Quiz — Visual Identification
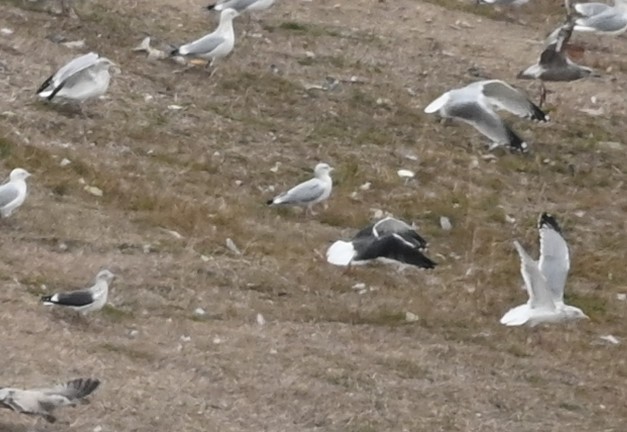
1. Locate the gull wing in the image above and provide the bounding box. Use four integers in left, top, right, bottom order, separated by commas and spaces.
180, 35, 226, 56
357, 234, 436, 269
39, 378, 100, 401
446, 100, 527, 151
574, 2, 611, 17
513, 241, 555, 310
575, 8, 627, 32
537, 213, 570, 304
0, 183, 19, 207
37, 52, 100, 94
273, 178, 326, 205
479, 80, 548, 121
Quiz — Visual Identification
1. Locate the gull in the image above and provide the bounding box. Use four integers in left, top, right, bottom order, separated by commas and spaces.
41, 269, 115, 314
476, 0, 530, 5
326, 217, 436, 269
0, 378, 100, 423
518, 20, 597, 106
266, 163, 333, 216
500, 213, 589, 327
573, 0, 627, 34
424, 79, 549, 153
37, 52, 116, 104
170, 8, 239, 69
207, 0, 275, 15
0, 168, 31, 218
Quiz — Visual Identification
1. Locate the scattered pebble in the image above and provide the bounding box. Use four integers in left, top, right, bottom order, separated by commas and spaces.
505, 215, 516, 224
61, 39, 86, 49
84, 185, 103, 197
600, 335, 619, 345
200, 255, 210, 262
128, 329, 139, 338
359, 182, 371, 191
180, 335, 191, 342
225, 238, 241, 255
256, 313, 266, 326
405, 312, 419, 322
193, 308, 206, 316
60, 158, 71, 167
1, 28, 13, 36
270, 162, 281, 173
397, 169, 415, 179
616, 293, 626, 301
167, 104, 184, 110
212, 337, 222, 344
440, 216, 453, 231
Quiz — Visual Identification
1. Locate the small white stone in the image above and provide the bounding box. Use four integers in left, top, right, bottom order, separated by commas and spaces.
600, 335, 619, 345
616, 293, 626, 301
200, 255, 210, 262
359, 182, 371, 191
256, 313, 266, 326
305, 51, 315, 58
405, 312, 419, 322
397, 169, 415, 178
167, 104, 184, 110
93, 426, 103, 432
180, 335, 191, 342
213, 337, 222, 344
60, 158, 71, 167
440, 216, 452, 231
144, 94, 154, 102
505, 215, 516, 224
129, 330, 139, 338
194, 308, 206, 316
352, 283, 366, 291
225, 238, 241, 255
270, 162, 281, 173
0, 28, 14, 35
84, 185, 103, 197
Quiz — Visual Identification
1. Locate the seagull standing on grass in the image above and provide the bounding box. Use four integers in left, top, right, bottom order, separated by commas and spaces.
41, 269, 114, 314
37, 52, 116, 105
0, 378, 100, 423
500, 213, 589, 327
424, 79, 549, 152
171, 8, 239, 69
267, 163, 333, 216
0, 168, 31, 218
326, 217, 437, 269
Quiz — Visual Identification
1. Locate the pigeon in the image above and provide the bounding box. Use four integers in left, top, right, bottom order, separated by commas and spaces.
37, 52, 116, 103
500, 213, 589, 326
41, 269, 114, 314
424, 79, 549, 152
267, 163, 333, 216
0, 378, 100, 423
171, 8, 239, 67
0, 168, 31, 218
327, 217, 436, 269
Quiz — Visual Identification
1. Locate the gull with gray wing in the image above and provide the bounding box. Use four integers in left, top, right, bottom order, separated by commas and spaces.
573, 0, 627, 34
0, 168, 31, 218
207, 0, 275, 14
41, 269, 115, 314
37, 52, 116, 104
500, 213, 588, 326
0, 378, 100, 423
425, 79, 548, 152
171, 8, 239, 67
267, 163, 333, 216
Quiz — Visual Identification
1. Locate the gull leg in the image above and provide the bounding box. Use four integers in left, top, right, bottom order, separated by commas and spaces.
539, 82, 547, 108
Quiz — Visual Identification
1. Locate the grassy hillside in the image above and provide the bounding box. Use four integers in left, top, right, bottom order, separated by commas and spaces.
0, 0, 626, 431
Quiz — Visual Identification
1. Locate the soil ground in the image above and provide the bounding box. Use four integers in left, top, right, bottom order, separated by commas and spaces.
0, 0, 626, 431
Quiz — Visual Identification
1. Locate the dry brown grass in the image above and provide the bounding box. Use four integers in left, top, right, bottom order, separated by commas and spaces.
1, 0, 627, 431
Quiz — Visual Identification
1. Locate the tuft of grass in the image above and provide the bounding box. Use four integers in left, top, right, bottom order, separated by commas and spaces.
98, 342, 156, 362
102, 304, 133, 321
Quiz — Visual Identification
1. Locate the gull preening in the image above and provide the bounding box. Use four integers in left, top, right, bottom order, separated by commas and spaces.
41, 269, 115, 314
37, 52, 115, 104
500, 213, 589, 327
171, 8, 239, 67
424, 79, 549, 152
518, 20, 596, 106
326, 217, 437, 269
267, 163, 333, 216
573, 0, 627, 35
0, 378, 100, 423
0, 168, 31, 218
207, 0, 275, 14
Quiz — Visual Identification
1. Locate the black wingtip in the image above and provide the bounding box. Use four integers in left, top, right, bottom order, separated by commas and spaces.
505, 127, 529, 153
40, 295, 53, 303
170, 48, 179, 57
266, 199, 274, 206
538, 212, 562, 233
530, 103, 549, 123
206, 3, 217, 10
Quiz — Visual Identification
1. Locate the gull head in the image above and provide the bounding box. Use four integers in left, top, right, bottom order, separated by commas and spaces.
96, 269, 115, 283
564, 306, 589, 321
220, 8, 239, 21
314, 163, 333, 178
98, 57, 121, 74
9, 168, 31, 181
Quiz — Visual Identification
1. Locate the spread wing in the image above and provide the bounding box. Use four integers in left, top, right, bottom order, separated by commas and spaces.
537, 213, 569, 304
479, 80, 548, 122
40, 378, 100, 401
513, 241, 554, 310
37, 52, 99, 94
357, 234, 436, 269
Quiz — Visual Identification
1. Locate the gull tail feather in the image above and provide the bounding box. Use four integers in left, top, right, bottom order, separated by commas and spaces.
326, 241, 356, 266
